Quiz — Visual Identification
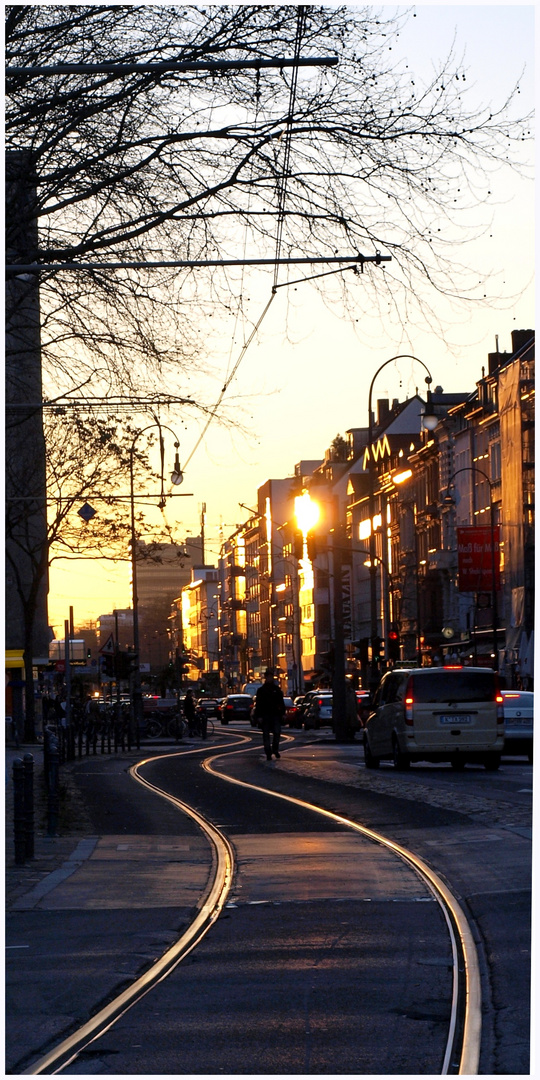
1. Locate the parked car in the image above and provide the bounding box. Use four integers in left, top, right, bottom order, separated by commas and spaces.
304, 692, 333, 730
241, 682, 263, 698
284, 696, 300, 727
295, 690, 318, 722
501, 690, 533, 762
197, 697, 221, 719
142, 695, 179, 715
220, 694, 253, 724
364, 666, 505, 771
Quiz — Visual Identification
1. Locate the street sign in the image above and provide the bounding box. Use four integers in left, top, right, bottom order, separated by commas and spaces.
457, 526, 500, 592
99, 633, 115, 655
78, 502, 97, 522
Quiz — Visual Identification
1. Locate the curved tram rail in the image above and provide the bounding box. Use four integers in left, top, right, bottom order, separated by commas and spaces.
23, 734, 481, 1075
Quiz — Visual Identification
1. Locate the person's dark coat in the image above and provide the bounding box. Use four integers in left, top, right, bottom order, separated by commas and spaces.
254, 681, 285, 723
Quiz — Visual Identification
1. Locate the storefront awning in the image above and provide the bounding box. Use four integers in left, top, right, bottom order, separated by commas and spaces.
5, 650, 25, 669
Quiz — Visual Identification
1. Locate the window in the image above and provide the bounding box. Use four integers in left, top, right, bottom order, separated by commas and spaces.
411, 670, 497, 702
490, 442, 501, 483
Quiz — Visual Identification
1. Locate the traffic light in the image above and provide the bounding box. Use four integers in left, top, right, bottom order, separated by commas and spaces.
387, 624, 400, 662
293, 530, 303, 560
306, 530, 320, 562
115, 651, 138, 679
320, 645, 335, 674
101, 653, 115, 678
352, 638, 370, 666
372, 636, 384, 663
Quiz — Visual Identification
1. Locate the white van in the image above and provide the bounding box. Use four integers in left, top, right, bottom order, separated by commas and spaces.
364, 666, 504, 771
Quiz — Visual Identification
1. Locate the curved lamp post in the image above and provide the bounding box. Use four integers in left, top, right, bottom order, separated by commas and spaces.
367, 356, 438, 684
443, 466, 499, 671
130, 421, 183, 745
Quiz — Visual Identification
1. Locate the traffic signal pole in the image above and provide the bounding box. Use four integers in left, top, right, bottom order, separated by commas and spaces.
331, 511, 348, 742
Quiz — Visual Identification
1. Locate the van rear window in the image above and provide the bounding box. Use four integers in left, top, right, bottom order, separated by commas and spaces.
411, 671, 497, 703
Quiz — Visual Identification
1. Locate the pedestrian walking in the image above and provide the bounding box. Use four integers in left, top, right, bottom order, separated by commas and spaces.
183, 688, 197, 736
253, 668, 285, 761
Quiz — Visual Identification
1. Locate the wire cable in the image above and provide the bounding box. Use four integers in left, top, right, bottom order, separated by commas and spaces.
182, 9, 306, 471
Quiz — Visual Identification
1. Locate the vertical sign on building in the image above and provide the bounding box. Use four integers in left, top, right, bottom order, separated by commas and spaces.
457, 526, 500, 592
341, 564, 352, 643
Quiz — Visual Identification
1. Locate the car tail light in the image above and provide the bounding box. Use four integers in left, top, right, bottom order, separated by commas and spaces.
494, 676, 504, 724
405, 676, 414, 725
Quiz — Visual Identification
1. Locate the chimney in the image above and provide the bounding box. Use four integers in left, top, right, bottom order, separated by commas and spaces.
488, 349, 510, 375
377, 398, 390, 426
511, 329, 534, 356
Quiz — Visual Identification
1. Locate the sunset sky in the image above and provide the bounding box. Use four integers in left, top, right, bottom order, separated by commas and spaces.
47, 4, 535, 638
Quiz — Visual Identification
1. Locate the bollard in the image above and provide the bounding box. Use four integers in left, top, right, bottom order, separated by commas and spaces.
13, 759, 26, 864
47, 733, 60, 837
23, 753, 34, 859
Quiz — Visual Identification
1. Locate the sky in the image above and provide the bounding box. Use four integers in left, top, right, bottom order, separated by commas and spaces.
47, 3, 536, 637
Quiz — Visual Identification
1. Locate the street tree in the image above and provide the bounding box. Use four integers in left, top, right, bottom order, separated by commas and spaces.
5, 408, 190, 738
5, 4, 533, 393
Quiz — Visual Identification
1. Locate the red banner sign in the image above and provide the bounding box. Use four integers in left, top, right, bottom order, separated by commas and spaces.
457, 526, 500, 592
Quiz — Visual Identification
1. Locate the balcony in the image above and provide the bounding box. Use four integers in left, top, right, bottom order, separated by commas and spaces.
427, 549, 455, 571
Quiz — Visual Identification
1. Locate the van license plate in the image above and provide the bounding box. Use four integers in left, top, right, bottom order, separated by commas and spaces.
439, 714, 472, 725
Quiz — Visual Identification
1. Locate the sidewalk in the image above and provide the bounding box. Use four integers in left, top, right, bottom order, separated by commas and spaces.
5, 744, 96, 911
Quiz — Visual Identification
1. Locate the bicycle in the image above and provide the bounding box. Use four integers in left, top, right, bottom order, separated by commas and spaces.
144, 712, 187, 740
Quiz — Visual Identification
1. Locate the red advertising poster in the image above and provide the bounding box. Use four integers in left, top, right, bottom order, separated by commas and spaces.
457, 526, 500, 592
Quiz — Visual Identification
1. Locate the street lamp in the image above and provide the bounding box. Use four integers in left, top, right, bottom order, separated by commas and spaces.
443, 466, 499, 671
130, 421, 183, 745
366, 356, 437, 686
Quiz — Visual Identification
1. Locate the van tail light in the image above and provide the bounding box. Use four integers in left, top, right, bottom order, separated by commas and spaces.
405, 676, 414, 725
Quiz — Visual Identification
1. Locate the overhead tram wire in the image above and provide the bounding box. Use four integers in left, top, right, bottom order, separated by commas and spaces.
7, 38, 390, 456
273, 6, 306, 294
183, 8, 307, 472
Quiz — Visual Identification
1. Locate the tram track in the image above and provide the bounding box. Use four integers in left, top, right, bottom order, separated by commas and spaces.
22, 732, 481, 1075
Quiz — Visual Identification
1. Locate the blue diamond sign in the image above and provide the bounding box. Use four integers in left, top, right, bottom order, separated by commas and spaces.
78, 502, 97, 522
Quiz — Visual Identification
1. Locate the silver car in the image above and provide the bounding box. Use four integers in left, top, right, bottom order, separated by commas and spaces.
304, 692, 333, 730
364, 666, 505, 771
501, 690, 533, 762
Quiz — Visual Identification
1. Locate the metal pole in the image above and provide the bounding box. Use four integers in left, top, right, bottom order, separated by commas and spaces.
13, 759, 26, 864
490, 497, 499, 671
23, 753, 34, 859
7, 254, 391, 276
366, 355, 435, 685
7, 55, 340, 79
414, 519, 422, 666
367, 384, 379, 690
130, 447, 142, 746
332, 512, 348, 742
64, 618, 71, 734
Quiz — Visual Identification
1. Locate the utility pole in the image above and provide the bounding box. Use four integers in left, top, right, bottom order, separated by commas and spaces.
331, 504, 348, 742
201, 503, 206, 565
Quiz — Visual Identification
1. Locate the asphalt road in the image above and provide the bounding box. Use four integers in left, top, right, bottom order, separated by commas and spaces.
6, 729, 532, 1074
